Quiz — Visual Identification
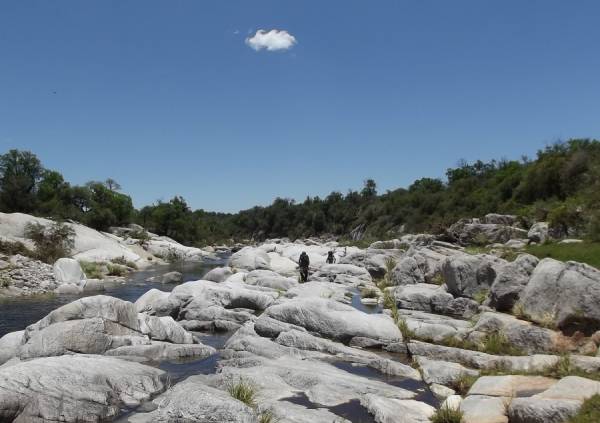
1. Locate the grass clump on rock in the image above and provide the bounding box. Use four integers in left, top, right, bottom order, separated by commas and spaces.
79, 261, 104, 279
448, 373, 478, 395
227, 377, 258, 408
569, 394, 600, 423
361, 287, 379, 299
430, 404, 464, 423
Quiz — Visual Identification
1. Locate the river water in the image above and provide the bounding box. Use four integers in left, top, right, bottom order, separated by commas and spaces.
0, 258, 226, 338
0, 258, 438, 422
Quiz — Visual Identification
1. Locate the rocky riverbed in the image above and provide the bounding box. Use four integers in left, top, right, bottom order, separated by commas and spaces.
1, 235, 600, 422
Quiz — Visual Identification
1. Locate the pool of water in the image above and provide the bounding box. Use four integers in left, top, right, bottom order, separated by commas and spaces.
0, 258, 226, 338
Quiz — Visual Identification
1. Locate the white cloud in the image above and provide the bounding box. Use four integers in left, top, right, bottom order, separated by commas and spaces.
245, 29, 297, 52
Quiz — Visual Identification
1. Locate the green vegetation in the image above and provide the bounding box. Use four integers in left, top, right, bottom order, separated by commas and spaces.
3, 139, 600, 245
0, 275, 11, 288
24, 222, 75, 264
472, 290, 489, 305
0, 239, 34, 258
480, 354, 600, 382
430, 404, 464, 423
227, 378, 257, 408
360, 287, 378, 299
110, 256, 137, 269
106, 263, 127, 277
258, 409, 279, 423
448, 373, 478, 396
481, 332, 523, 355
79, 261, 104, 279
569, 394, 600, 423
525, 241, 600, 269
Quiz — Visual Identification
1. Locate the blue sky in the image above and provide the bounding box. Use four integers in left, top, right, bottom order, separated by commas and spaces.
1, 1, 599, 213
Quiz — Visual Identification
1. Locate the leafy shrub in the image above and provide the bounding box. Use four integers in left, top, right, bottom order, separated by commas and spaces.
473, 290, 489, 305
430, 404, 464, 423
24, 222, 75, 264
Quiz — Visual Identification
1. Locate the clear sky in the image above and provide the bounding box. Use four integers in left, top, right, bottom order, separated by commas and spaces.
1, 1, 599, 213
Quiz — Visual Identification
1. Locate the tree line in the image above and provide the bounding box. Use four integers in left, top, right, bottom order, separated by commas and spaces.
1, 138, 599, 246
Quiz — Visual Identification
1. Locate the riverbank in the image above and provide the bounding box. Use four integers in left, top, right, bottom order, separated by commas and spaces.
1, 235, 600, 422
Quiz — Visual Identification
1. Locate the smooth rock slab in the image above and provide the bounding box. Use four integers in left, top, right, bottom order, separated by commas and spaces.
128, 374, 257, 423
508, 397, 581, 423
0, 354, 166, 422
460, 395, 508, 423
360, 394, 435, 423
106, 341, 216, 361
467, 375, 556, 398
265, 297, 402, 343
415, 356, 478, 386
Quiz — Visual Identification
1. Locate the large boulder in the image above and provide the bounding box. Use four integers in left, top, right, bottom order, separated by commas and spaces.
264, 297, 401, 343
0, 331, 24, 365
244, 269, 298, 291
0, 354, 166, 422
228, 247, 271, 271
0, 212, 141, 263
203, 266, 234, 283
19, 295, 194, 359
520, 259, 600, 334
447, 218, 528, 246
442, 255, 500, 299
392, 256, 425, 285
53, 258, 85, 284
338, 249, 404, 278
128, 375, 257, 423
489, 254, 539, 311
528, 222, 549, 244
267, 252, 298, 277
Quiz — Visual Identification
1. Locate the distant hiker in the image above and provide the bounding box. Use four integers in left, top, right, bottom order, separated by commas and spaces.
326, 250, 336, 264
299, 251, 310, 282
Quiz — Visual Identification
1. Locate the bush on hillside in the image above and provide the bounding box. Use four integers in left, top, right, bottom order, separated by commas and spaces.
24, 222, 75, 264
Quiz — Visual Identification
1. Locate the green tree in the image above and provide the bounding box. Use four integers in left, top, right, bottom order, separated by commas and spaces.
0, 150, 44, 213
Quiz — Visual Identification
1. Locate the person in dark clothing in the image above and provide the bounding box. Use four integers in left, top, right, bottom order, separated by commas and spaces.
326, 250, 336, 264
298, 251, 310, 282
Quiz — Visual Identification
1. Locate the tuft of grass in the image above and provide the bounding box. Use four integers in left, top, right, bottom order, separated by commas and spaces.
361, 287, 379, 299
79, 261, 104, 279
525, 241, 600, 270
384, 257, 397, 275
258, 409, 279, 423
397, 316, 415, 342
473, 289, 489, 305
430, 273, 444, 285
383, 289, 396, 309
227, 378, 257, 408
0, 275, 11, 288
481, 332, 523, 356
448, 373, 478, 396
0, 239, 35, 258
110, 256, 137, 269
430, 404, 464, 423
106, 263, 127, 277
512, 301, 528, 320
569, 394, 600, 423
